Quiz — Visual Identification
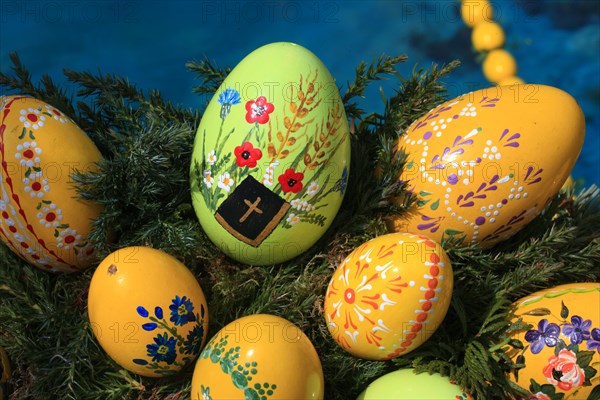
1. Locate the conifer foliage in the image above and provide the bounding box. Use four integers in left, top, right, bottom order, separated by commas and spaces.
1, 52, 599, 399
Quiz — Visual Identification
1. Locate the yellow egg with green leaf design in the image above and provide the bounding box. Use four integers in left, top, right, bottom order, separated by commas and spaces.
190, 42, 351, 265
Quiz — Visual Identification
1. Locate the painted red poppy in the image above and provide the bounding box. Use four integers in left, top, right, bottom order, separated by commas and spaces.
234, 142, 262, 168
278, 168, 304, 193
245, 96, 274, 124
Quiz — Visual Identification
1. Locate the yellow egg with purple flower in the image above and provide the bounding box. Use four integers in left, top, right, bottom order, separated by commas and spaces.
506, 283, 600, 398
387, 85, 585, 248
87, 246, 209, 377
190, 42, 351, 265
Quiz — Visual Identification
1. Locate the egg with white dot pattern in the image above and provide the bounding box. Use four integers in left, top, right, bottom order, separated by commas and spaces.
387, 85, 584, 248
0, 96, 102, 272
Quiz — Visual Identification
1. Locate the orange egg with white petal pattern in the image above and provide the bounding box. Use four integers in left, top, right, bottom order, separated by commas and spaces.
0, 95, 102, 272
324, 232, 453, 360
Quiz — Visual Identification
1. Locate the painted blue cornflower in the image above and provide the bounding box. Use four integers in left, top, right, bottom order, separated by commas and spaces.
562, 315, 592, 345
524, 319, 560, 354
586, 328, 600, 353
218, 87, 241, 120
147, 333, 177, 364
169, 295, 196, 326
183, 324, 204, 355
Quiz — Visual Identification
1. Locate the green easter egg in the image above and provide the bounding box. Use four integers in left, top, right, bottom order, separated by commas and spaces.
357, 369, 471, 400
190, 42, 350, 265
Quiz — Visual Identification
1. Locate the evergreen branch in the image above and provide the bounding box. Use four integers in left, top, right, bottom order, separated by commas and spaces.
342, 54, 407, 120
186, 57, 232, 97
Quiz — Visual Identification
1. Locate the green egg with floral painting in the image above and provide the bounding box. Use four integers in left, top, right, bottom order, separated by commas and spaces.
190, 42, 350, 265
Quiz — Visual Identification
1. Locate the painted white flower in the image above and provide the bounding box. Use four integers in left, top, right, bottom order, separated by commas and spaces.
203, 170, 214, 188
307, 181, 320, 196
57, 228, 82, 250
291, 199, 313, 212
37, 204, 63, 228
45, 105, 67, 123
207, 150, 217, 165
217, 172, 234, 192
286, 213, 301, 225
23, 177, 49, 198
262, 161, 279, 186
15, 141, 42, 167
19, 108, 46, 130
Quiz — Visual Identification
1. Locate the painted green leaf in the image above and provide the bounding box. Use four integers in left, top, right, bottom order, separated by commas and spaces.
417, 199, 430, 207
444, 229, 464, 236
522, 308, 551, 316
588, 384, 600, 400
231, 371, 248, 389
430, 199, 440, 210
560, 301, 569, 319
220, 358, 234, 374
419, 190, 432, 197
577, 350, 595, 368
243, 388, 261, 400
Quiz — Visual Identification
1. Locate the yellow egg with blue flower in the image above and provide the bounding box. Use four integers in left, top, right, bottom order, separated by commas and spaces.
190, 42, 351, 265
87, 246, 208, 377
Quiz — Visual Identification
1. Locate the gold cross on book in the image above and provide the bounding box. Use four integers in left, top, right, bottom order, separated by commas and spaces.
239, 197, 263, 223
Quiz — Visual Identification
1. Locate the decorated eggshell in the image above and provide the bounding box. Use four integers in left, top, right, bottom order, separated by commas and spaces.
387, 85, 584, 248
191, 314, 324, 400
507, 283, 600, 398
190, 42, 350, 265
357, 369, 472, 400
87, 246, 208, 377
324, 232, 453, 360
0, 96, 102, 272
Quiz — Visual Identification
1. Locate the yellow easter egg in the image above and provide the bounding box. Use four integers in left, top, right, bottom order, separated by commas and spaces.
472, 21, 505, 51
483, 49, 517, 83
191, 314, 324, 400
324, 232, 453, 360
388, 85, 584, 248
87, 247, 208, 377
498, 76, 525, 86
507, 283, 600, 398
190, 42, 351, 265
0, 95, 101, 272
461, 0, 493, 28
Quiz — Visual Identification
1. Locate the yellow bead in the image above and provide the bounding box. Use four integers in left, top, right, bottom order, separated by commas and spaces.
472, 21, 505, 51
461, 0, 493, 28
483, 49, 517, 83
497, 76, 525, 86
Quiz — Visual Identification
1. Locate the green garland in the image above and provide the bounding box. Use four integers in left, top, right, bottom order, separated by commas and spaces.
1, 52, 599, 400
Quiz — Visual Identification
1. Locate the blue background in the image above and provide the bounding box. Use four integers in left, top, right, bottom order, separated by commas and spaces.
1, 0, 598, 185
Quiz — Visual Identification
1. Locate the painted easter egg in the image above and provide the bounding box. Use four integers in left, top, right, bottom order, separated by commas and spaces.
191, 314, 324, 400
324, 232, 453, 360
190, 42, 350, 265
0, 95, 102, 272
387, 85, 585, 248
87, 246, 208, 377
357, 369, 472, 399
507, 283, 600, 399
